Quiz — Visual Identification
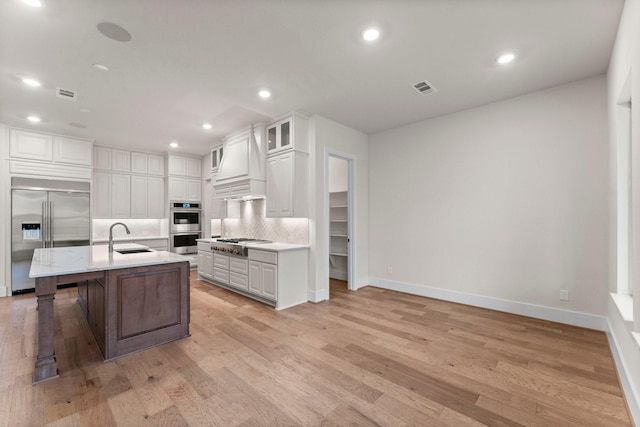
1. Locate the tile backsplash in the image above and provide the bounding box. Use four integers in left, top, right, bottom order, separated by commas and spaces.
221, 199, 309, 245
93, 219, 168, 240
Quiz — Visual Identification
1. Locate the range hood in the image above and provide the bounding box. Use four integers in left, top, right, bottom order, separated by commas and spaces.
213, 123, 266, 199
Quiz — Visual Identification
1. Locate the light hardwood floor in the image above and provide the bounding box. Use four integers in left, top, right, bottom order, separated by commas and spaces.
0, 274, 633, 426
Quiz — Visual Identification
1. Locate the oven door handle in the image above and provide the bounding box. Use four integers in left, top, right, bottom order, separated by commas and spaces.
171, 232, 202, 236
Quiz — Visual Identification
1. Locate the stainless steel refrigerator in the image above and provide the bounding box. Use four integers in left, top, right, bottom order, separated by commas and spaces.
11, 177, 90, 294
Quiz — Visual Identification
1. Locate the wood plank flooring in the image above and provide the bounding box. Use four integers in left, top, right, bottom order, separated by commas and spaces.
0, 274, 633, 426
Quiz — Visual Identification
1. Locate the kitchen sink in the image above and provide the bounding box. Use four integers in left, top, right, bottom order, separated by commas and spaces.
115, 248, 152, 254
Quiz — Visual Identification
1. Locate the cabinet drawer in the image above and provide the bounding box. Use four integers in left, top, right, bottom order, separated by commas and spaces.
197, 241, 212, 252
230, 257, 248, 274
214, 254, 229, 269
213, 267, 229, 285
249, 249, 277, 264
229, 272, 248, 291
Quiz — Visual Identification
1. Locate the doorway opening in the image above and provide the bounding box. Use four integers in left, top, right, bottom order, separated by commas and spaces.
327, 152, 355, 298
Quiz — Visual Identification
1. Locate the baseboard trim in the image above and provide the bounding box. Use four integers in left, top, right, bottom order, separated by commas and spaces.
308, 288, 329, 303
606, 320, 640, 426
368, 277, 607, 331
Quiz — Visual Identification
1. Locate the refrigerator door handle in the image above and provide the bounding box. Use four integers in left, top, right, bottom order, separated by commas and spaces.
42, 200, 47, 248
49, 201, 54, 247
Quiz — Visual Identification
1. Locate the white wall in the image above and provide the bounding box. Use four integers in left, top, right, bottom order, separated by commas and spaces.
369, 75, 609, 317
607, 0, 640, 419
0, 123, 8, 297
308, 115, 369, 301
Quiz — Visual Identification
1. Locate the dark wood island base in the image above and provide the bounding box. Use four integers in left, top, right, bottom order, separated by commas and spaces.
33, 261, 190, 384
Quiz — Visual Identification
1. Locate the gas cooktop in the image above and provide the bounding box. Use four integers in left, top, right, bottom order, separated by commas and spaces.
212, 238, 272, 257
216, 238, 271, 244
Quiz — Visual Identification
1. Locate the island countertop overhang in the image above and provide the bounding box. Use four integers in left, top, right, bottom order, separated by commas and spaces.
29, 244, 193, 278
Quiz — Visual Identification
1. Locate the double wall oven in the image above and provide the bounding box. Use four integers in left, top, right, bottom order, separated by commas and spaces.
170, 201, 201, 255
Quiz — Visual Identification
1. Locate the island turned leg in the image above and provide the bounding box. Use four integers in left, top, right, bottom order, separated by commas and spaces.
33, 276, 59, 384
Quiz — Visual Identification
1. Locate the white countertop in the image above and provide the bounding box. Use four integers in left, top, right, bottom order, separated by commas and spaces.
93, 236, 169, 243
197, 238, 308, 252
29, 244, 193, 278
246, 242, 309, 252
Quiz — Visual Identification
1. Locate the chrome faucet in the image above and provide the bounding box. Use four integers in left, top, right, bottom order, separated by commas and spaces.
108, 222, 131, 252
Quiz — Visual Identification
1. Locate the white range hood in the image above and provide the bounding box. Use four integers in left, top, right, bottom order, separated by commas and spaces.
213, 123, 266, 199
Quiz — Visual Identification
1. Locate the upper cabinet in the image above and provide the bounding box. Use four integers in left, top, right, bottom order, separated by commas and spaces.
266, 113, 309, 155
94, 146, 164, 176
168, 154, 201, 178
10, 129, 92, 166
210, 144, 224, 174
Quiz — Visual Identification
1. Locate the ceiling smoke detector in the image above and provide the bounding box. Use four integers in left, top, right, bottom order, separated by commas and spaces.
412, 80, 437, 96
56, 87, 78, 101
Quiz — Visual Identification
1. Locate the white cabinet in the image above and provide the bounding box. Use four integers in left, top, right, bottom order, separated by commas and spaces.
9, 129, 53, 161
213, 253, 230, 285
197, 242, 214, 281
147, 177, 165, 218
93, 172, 131, 218
9, 129, 92, 166
210, 144, 224, 174
148, 154, 164, 176
92, 172, 112, 218
168, 177, 201, 202
131, 152, 148, 174
131, 176, 165, 218
110, 174, 131, 217
168, 154, 201, 178
93, 146, 111, 170
53, 136, 93, 166
266, 113, 309, 155
111, 149, 130, 172
266, 151, 308, 218
248, 260, 277, 301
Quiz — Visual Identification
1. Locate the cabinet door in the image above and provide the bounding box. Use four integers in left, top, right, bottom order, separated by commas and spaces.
186, 179, 201, 201
262, 263, 277, 300
94, 279, 106, 350
111, 149, 131, 172
168, 155, 186, 176
111, 174, 131, 217
9, 129, 53, 161
204, 252, 214, 278
248, 260, 261, 294
266, 118, 292, 154
186, 157, 201, 178
147, 177, 165, 218
54, 137, 93, 166
93, 172, 112, 218
197, 251, 206, 274
266, 153, 293, 217
130, 175, 148, 218
168, 177, 186, 201
147, 154, 164, 176
94, 146, 111, 170
130, 152, 148, 174
210, 146, 223, 173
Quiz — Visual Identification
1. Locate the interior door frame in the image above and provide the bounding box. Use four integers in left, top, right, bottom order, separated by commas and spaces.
325, 149, 356, 293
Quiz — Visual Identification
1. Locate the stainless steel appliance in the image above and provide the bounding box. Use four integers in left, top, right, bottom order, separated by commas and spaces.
212, 238, 272, 258
169, 202, 202, 259
170, 201, 201, 233
170, 232, 201, 255
11, 177, 90, 294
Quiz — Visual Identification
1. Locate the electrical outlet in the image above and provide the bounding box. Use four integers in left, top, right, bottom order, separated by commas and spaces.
559, 290, 569, 301
387, 266, 393, 275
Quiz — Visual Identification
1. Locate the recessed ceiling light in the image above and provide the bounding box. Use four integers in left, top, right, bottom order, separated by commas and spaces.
258, 89, 271, 99
170, 142, 179, 148
93, 63, 109, 71
27, 116, 41, 122
21, 0, 42, 7
202, 123, 213, 130
22, 77, 41, 87
362, 27, 380, 42
496, 53, 516, 64
97, 22, 132, 42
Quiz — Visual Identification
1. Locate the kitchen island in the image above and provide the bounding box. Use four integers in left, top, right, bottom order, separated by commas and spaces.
29, 244, 191, 384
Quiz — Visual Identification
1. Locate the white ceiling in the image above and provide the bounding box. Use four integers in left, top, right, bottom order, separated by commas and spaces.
0, 0, 624, 156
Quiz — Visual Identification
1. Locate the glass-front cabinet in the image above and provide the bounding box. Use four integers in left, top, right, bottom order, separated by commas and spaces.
210, 144, 224, 174
266, 113, 308, 155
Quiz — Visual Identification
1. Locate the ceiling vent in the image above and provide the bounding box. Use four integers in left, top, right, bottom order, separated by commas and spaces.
56, 87, 78, 101
412, 80, 437, 96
